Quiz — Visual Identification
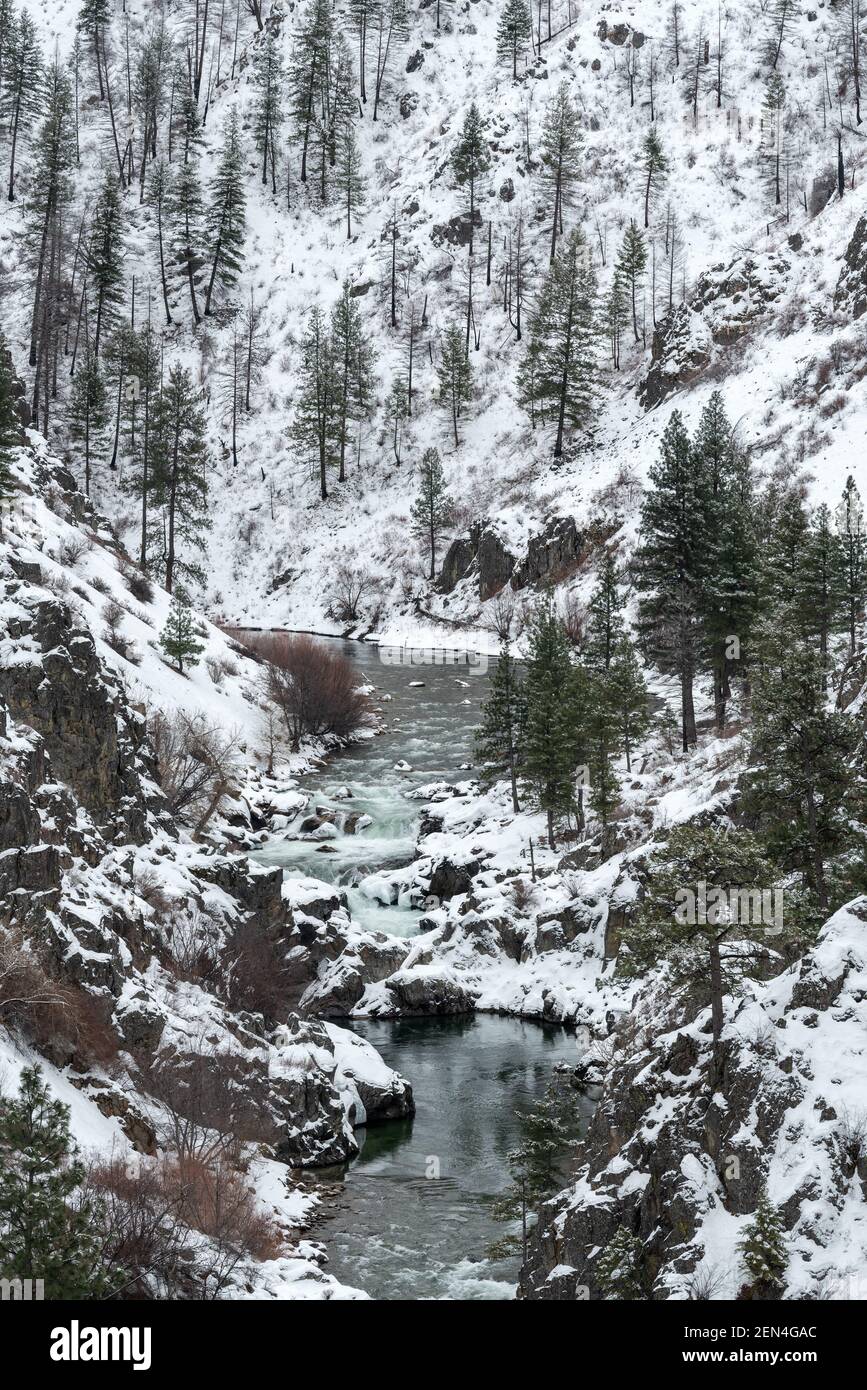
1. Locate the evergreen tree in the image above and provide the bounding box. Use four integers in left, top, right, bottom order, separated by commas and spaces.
615, 221, 647, 344
148, 364, 210, 593
290, 306, 337, 501
87, 170, 126, 358
595, 1229, 648, 1300
539, 80, 583, 262
370, 0, 409, 122
496, 0, 533, 80
603, 268, 628, 370
586, 554, 626, 673
76, 0, 110, 101
289, 0, 332, 184
5, 9, 42, 203
159, 594, 205, 673
620, 823, 784, 1058
609, 636, 651, 772
26, 60, 76, 372
103, 319, 138, 473
0, 1066, 103, 1298
586, 675, 620, 842
204, 105, 247, 315
386, 373, 407, 464
121, 315, 161, 566
0, 339, 18, 535
148, 157, 174, 326
251, 24, 283, 189
169, 145, 205, 325
490, 1073, 582, 1257
758, 488, 811, 628
802, 503, 846, 680
634, 411, 703, 750
451, 101, 490, 256
693, 393, 759, 730
737, 1189, 788, 1299
411, 446, 452, 580
68, 343, 108, 496
642, 127, 668, 228
438, 324, 472, 447
518, 228, 597, 458
475, 645, 526, 813
744, 609, 860, 914
522, 594, 579, 847
837, 474, 865, 654
331, 281, 375, 482
334, 109, 364, 238
762, 72, 786, 206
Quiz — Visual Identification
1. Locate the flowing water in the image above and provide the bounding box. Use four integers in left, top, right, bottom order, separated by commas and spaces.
256, 636, 589, 1299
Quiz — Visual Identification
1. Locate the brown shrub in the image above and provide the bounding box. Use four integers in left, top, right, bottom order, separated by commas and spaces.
149, 709, 242, 834
239, 632, 373, 750
221, 918, 291, 1024
0, 930, 120, 1070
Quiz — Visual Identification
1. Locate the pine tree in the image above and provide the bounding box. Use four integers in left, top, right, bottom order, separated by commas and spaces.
586, 554, 626, 673
76, 0, 111, 102
291, 306, 337, 501
802, 503, 846, 680
0, 1066, 103, 1298
539, 80, 583, 261
604, 269, 628, 370
26, 60, 76, 372
289, 0, 332, 184
620, 823, 783, 1057
370, 0, 409, 122
451, 102, 490, 256
693, 393, 759, 729
0, 338, 19, 535
411, 446, 452, 580
87, 171, 126, 358
522, 594, 579, 847
148, 364, 210, 593
595, 1229, 648, 1300
386, 374, 408, 464
103, 319, 139, 473
490, 1072, 582, 1256
634, 411, 703, 751
837, 474, 865, 654
251, 25, 283, 189
609, 636, 651, 772
334, 110, 364, 238
169, 144, 205, 325
438, 324, 472, 447
475, 645, 526, 813
331, 281, 375, 482
149, 158, 174, 326
68, 344, 108, 496
744, 609, 860, 914
642, 127, 668, 228
737, 1189, 788, 1299
496, 0, 533, 80
121, 315, 161, 566
5, 10, 42, 203
518, 228, 597, 458
586, 673, 621, 842
204, 105, 247, 315
159, 594, 205, 673
616, 221, 648, 343
762, 72, 786, 206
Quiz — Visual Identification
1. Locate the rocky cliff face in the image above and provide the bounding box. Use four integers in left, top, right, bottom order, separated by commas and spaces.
522, 897, 867, 1301
0, 446, 412, 1175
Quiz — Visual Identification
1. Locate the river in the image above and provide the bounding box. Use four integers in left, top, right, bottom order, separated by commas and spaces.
257, 636, 587, 1299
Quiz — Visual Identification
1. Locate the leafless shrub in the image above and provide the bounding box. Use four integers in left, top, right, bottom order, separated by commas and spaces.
326, 561, 371, 623
685, 1263, 729, 1300
836, 1108, 867, 1176
239, 633, 373, 751
490, 592, 518, 641
44, 570, 70, 598
0, 929, 120, 1069
143, 1047, 272, 1166
125, 569, 155, 605
164, 906, 222, 985
221, 919, 291, 1023
149, 709, 243, 835
133, 868, 174, 920
508, 876, 536, 912
593, 464, 642, 520
90, 575, 110, 595
561, 591, 585, 648
59, 534, 88, 567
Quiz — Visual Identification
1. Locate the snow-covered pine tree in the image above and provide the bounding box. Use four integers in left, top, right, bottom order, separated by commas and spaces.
386, 374, 408, 464
744, 607, 861, 916
147, 363, 210, 593
634, 410, 703, 750
103, 319, 138, 473
88, 171, 126, 358
603, 268, 628, 370
121, 314, 161, 566
615, 221, 647, 344
585, 554, 626, 673
371, 0, 409, 122
148, 158, 174, 326
169, 118, 205, 325
291, 306, 337, 501
518, 228, 597, 459
762, 72, 786, 206
331, 281, 375, 482
802, 503, 846, 680
538, 80, 583, 262
641, 126, 668, 228
76, 0, 111, 102
411, 445, 452, 580
252, 24, 283, 189
68, 343, 108, 496
438, 324, 472, 447
474, 645, 526, 813
0, 1065, 104, 1298
4, 9, 42, 203
133, 21, 171, 203
159, 594, 205, 673
204, 104, 247, 314
608, 636, 651, 772
496, 0, 533, 81
290, 0, 332, 184
26, 59, 76, 372
595, 1229, 648, 1300
333, 99, 364, 238
737, 1189, 789, 1299
522, 594, 580, 847
451, 102, 490, 257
